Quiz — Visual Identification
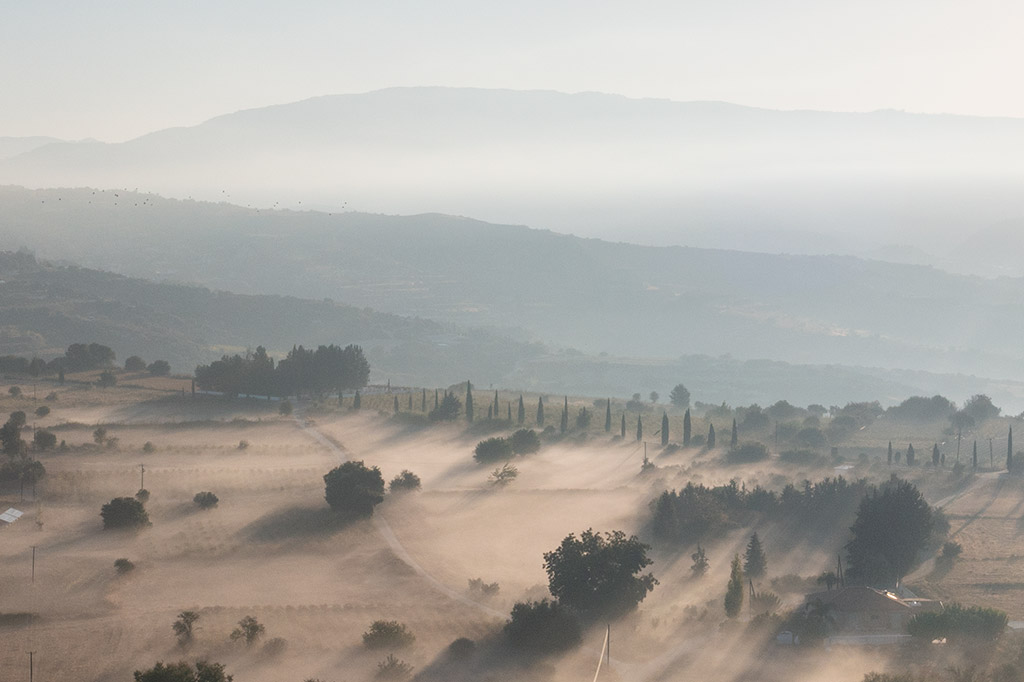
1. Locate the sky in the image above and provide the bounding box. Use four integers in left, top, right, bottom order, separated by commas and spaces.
3, 0, 1024, 142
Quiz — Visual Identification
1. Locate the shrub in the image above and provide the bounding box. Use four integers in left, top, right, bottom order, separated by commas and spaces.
194, 491, 219, 509
124, 356, 146, 372
447, 637, 475, 660
262, 637, 288, 657
727, 441, 770, 463
324, 460, 385, 517
474, 437, 512, 463
467, 578, 500, 596
489, 463, 518, 486
238, 440, 249, 450
45, 392, 57, 401
143, 441, 155, 453
97, 370, 117, 388
101, 497, 150, 530
376, 654, 413, 680
509, 429, 541, 455
33, 429, 56, 450
8, 386, 21, 397
34, 406, 50, 418
504, 600, 581, 652
908, 603, 1008, 642
362, 620, 415, 649
278, 401, 293, 416
114, 558, 135, 574
147, 360, 171, 376
388, 470, 421, 492
135, 489, 150, 502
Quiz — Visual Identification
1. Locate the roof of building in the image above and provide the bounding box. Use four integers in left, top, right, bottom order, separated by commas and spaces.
805, 586, 941, 613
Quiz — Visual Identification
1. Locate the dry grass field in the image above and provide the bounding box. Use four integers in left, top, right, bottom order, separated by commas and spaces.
2, 377, 1023, 681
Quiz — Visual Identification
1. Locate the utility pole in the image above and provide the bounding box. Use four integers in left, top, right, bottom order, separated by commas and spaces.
29, 651, 35, 682
139, 463, 145, 491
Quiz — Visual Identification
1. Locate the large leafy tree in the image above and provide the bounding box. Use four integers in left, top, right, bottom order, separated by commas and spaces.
846, 479, 933, 587
669, 383, 690, 408
323, 460, 385, 517
543, 529, 657, 619
744, 532, 767, 578
101, 496, 151, 530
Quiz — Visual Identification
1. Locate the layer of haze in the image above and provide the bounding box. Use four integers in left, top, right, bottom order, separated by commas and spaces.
3, 0, 1024, 142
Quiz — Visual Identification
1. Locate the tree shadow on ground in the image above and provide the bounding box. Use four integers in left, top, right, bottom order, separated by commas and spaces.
240, 505, 354, 543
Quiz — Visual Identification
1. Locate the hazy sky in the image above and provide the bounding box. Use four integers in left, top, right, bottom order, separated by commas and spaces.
3, 0, 1023, 142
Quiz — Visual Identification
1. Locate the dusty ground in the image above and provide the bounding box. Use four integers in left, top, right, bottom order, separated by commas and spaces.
1, 378, 1023, 681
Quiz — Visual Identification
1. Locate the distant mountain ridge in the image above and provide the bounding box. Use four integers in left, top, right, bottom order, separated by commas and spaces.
3, 185, 1024, 390
3, 87, 1024, 269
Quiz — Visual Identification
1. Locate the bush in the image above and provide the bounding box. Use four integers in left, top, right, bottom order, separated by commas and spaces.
34, 406, 50, 418
428, 393, 461, 421
362, 620, 415, 649
447, 637, 475, 660
8, 386, 21, 397
114, 558, 135, 574
489, 463, 518, 486
193, 491, 219, 509
262, 637, 288, 657
147, 360, 171, 376
278, 400, 293, 416
135, 489, 150, 502
124, 356, 146, 372
324, 460, 385, 517
509, 429, 541, 454
237, 440, 249, 450
376, 654, 413, 680
474, 437, 512, 463
143, 441, 155, 452
389, 470, 421, 492
504, 599, 581, 653
97, 370, 117, 388
908, 603, 1008, 642
726, 441, 770, 463
33, 429, 56, 450
133, 661, 232, 682
101, 497, 150, 530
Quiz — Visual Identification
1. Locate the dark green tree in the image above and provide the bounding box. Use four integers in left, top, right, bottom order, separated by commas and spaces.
394, 395, 400, 413
724, 554, 744, 618
408, 393, 412, 410
932, 443, 940, 466
973, 440, 978, 469
97, 370, 117, 388
620, 413, 626, 438
509, 429, 541, 454
560, 396, 568, 434
683, 409, 691, 446
353, 390, 361, 410
846, 479, 933, 586
536, 397, 544, 427
434, 388, 439, 409
504, 599, 581, 652
148, 360, 171, 377
636, 415, 643, 442
543, 529, 657, 619
888, 441, 893, 466
465, 381, 474, 422
323, 460, 385, 517
493, 391, 499, 419
230, 615, 265, 647
661, 412, 669, 446
605, 399, 611, 432
669, 383, 690, 408
730, 418, 738, 447
474, 437, 513, 463
1008, 426, 1013, 471
422, 388, 426, 411
691, 543, 709, 577
172, 611, 200, 647
518, 395, 525, 425
707, 423, 716, 448
125, 356, 146, 372
101, 497, 150, 529
906, 442, 915, 465
429, 392, 461, 421
744, 532, 767, 579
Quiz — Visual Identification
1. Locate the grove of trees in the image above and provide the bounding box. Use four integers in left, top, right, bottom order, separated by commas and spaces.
195, 344, 369, 398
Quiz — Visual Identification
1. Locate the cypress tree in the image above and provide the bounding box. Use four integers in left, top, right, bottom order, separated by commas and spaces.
888, 441, 893, 466
507, 403, 512, 421
730, 418, 738, 447
58, 368, 65, 385
422, 388, 427, 411
621, 413, 626, 438
487, 405, 493, 420
744, 532, 767, 578
907, 443, 915, 466
605, 399, 612, 432
353, 390, 361, 410
683, 409, 691, 447
1008, 426, 1014, 472
394, 396, 400, 412
932, 443, 940, 466
725, 555, 744, 618
636, 416, 643, 442
560, 396, 568, 434
408, 393, 413, 410
518, 395, 525, 425
494, 390, 499, 418
434, 389, 439, 409
465, 381, 474, 422
537, 397, 544, 427
973, 440, 978, 469
708, 423, 716, 448
661, 411, 669, 446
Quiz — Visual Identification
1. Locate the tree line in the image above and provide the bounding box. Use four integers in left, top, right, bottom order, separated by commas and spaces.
194, 344, 369, 398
